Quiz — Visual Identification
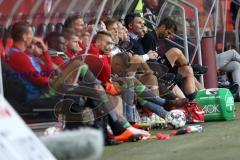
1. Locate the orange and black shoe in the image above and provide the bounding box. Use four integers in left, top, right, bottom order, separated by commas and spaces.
113, 130, 143, 142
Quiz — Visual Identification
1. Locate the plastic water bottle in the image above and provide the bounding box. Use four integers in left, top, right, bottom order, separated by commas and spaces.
170, 125, 203, 136
187, 125, 203, 133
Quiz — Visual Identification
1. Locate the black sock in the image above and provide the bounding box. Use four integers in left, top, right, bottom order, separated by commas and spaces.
108, 115, 126, 136
186, 92, 196, 101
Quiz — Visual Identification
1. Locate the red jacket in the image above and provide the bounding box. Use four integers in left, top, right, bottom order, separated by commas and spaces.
82, 44, 121, 96
6, 46, 54, 87
65, 49, 84, 60
87, 44, 111, 83
65, 49, 75, 59
50, 55, 66, 68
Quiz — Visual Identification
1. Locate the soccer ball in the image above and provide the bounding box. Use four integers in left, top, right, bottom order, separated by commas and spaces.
165, 110, 186, 129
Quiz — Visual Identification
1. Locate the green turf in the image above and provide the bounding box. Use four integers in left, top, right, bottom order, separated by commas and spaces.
102, 103, 240, 160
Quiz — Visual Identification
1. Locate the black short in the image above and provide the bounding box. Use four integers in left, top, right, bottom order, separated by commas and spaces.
157, 55, 178, 74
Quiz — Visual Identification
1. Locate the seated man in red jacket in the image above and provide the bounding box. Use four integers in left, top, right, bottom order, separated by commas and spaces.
63, 28, 83, 59
88, 31, 113, 84
44, 31, 69, 68
6, 22, 54, 88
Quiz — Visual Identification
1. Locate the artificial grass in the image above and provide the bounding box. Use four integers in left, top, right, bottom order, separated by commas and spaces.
102, 103, 240, 160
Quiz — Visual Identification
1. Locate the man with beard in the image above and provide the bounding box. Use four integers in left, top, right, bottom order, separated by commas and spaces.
141, 17, 204, 100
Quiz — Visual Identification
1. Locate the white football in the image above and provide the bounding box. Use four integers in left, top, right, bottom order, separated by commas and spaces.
165, 110, 186, 128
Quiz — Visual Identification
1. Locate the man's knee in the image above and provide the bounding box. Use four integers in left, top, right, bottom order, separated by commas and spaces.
230, 61, 240, 70
231, 49, 238, 54
139, 74, 158, 86
139, 74, 159, 95
167, 48, 183, 57
166, 48, 187, 66
178, 65, 194, 77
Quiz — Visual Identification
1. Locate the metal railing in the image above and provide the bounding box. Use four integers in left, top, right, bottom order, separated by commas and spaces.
27, 0, 43, 23
60, 0, 79, 23
111, 0, 122, 17
120, 0, 135, 20
156, 1, 168, 26
215, 0, 240, 53
222, 0, 228, 52
5, 0, 23, 27
214, 0, 220, 46
44, 0, 62, 24
235, 8, 240, 52
82, 0, 95, 15
190, 0, 217, 64
178, 0, 204, 84
164, 0, 189, 60
233, 0, 240, 52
